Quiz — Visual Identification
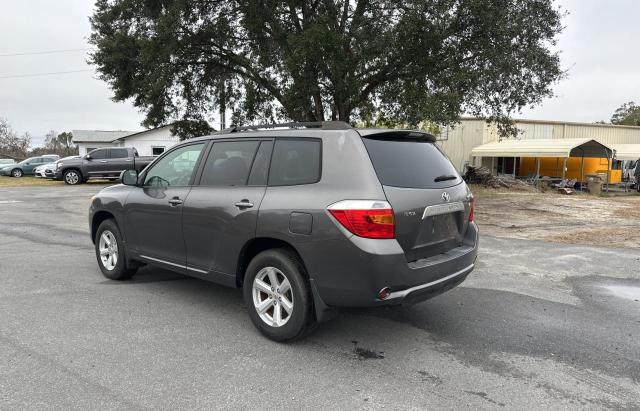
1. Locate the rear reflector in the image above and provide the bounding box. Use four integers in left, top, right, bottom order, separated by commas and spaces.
468, 197, 475, 222
378, 287, 391, 300
327, 200, 395, 239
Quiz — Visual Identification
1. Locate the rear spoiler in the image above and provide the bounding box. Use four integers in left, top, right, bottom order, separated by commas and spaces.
356, 129, 436, 142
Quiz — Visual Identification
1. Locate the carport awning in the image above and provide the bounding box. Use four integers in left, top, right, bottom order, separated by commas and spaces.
611, 144, 640, 161
470, 138, 613, 158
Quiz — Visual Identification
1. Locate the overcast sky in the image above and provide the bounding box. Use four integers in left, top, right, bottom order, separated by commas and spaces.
1, 0, 639, 146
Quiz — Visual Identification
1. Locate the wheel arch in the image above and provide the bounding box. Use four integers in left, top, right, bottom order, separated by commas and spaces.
91, 210, 117, 244
236, 237, 308, 287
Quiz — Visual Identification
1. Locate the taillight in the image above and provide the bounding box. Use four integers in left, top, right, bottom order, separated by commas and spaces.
468, 197, 475, 222
327, 200, 395, 239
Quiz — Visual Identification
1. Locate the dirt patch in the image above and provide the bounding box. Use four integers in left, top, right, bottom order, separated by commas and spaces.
471, 185, 640, 249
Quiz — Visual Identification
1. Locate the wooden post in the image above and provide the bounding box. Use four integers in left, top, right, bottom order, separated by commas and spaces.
581, 156, 585, 191
562, 157, 567, 181
513, 157, 517, 179
536, 158, 540, 186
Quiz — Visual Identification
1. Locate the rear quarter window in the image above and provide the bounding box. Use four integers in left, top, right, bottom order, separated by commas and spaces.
361, 136, 462, 189
268, 139, 321, 186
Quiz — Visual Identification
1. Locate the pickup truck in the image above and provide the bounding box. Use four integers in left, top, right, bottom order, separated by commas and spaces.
54, 147, 155, 185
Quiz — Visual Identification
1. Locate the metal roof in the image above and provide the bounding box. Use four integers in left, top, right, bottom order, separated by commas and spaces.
470, 138, 613, 158
610, 144, 640, 161
72, 130, 137, 143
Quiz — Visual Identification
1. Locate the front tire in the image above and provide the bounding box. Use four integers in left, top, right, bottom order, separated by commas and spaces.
11, 168, 23, 178
243, 248, 315, 341
63, 169, 82, 185
94, 219, 137, 280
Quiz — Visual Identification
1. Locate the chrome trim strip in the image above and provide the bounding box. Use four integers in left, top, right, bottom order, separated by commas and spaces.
140, 255, 209, 274
186, 266, 208, 274
140, 255, 185, 269
385, 263, 474, 300
422, 201, 465, 219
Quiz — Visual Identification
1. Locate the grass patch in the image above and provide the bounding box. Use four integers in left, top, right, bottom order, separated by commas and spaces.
0, 176, 114, 188
0, 176, 65, 187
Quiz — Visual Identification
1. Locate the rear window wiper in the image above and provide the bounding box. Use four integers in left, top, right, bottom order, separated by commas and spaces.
434, 174, 458, 182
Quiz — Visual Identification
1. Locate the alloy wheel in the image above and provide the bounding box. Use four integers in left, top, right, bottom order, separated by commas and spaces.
11, 169, 22, 177
98, 230, 118, 271
252, 267, 294, 327
65, 171, 79, 184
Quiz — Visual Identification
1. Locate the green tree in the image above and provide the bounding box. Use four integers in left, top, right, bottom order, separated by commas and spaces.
611, 101, 640, 126
0, 118, 30, 159
57, 131, 74, 150
42, 130, 78, 156
90, 0, 564, 136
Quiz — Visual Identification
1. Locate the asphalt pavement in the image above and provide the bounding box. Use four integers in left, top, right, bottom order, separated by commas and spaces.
0, 184, 639, 410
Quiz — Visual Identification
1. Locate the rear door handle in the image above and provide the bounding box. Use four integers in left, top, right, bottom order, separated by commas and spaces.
169, 197, 183, 206
235, 200, 254, 209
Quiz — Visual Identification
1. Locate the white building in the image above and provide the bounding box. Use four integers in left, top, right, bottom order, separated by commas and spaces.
72, 125, 180, 157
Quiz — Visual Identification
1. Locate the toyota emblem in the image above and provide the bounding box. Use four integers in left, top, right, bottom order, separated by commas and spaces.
441, 192, 451, 202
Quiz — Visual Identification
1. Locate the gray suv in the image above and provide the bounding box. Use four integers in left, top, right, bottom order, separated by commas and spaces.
89, 122, 478, 341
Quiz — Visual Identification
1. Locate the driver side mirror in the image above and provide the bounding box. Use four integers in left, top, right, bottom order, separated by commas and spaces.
85, 154, 92, 160
120, 169, 139, 186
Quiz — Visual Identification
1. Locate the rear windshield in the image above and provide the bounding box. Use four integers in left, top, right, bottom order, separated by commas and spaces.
361, 136, 462, 189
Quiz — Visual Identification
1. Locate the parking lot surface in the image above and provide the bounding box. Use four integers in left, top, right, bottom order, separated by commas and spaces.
1, 185, 639, 409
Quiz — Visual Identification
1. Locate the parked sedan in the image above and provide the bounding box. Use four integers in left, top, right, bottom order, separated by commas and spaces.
0, 156, 57, 177
35, 156, 79, 178
34, 164, 51, 178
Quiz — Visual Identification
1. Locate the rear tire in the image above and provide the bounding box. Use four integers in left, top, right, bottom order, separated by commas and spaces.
11, 168, 23, 178
94, 219, 137, 280
243, 248, 315, 341
64, 169, 82, 185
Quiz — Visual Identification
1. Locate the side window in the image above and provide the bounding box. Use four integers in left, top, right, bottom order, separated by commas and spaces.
247, 141, 273, 186
268, 139, 321, 186
110, 148, 129, 159
89, 149, 108, 160
143, 143, 205, 187
200, 141, 259, 186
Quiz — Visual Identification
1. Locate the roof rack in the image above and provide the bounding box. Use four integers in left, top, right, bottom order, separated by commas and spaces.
214, 121, 353, 134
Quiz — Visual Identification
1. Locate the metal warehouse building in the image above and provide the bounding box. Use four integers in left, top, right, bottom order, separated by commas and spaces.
437, 118, 640, 179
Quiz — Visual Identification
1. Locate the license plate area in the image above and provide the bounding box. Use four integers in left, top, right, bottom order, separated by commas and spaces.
422, 201, 465, 219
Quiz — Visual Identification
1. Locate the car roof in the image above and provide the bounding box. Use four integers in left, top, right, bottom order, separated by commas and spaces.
182, 126, 435, 143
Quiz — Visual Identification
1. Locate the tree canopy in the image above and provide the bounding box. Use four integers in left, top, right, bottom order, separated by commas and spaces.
90, 0, 564, 135
611, 101, 640, 126
0, 118, 31, 159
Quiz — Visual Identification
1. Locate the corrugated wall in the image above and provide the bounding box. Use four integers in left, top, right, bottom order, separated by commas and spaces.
436, 119, 487, 171
439, 119, 640, 171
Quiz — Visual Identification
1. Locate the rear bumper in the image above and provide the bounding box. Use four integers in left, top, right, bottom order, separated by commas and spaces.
384, 262, 475, 303
52, 171, 63, 180
302, 222, 479, 308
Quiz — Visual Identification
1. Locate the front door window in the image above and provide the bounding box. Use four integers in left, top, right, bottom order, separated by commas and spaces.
143, 143, 206, 187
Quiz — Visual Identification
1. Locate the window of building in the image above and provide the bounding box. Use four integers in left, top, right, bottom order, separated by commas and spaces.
152, 147, 165, 156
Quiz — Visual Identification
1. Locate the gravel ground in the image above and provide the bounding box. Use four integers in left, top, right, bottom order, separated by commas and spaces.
0, 185, 639, 410
472, 185, 640, 249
